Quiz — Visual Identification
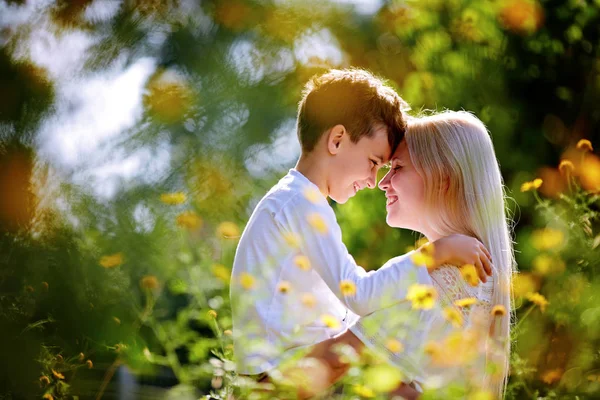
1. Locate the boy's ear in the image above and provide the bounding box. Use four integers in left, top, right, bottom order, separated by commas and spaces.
327, 124, 346, 155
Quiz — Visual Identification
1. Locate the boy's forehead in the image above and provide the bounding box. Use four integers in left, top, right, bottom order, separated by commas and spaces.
390, 140, 408, 163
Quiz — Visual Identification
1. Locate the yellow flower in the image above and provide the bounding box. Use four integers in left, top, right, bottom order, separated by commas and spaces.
541, 368, 563, 384
491, 304, 507, 317
78, 352, 84, 361
283, 232, 302, 249
307, 213, 328, 234
239, 273, 255, 290
558, 160, 575, 175
303, 187, 323, 203
277, 281, 291, 294
526, 292, 549, 312
406, 284, 438, 309
212, 264, 230, 283
415, 237, 430, 248
301, 293, 316, 308
580, 154, 600, 192
512, 273, 538, 297
424, 341, 443, 362
41, 281, 49, 290
39, 375, 50, 386
86, 359, 93, 369
385, 338, 404, 353
469, 390, 494, 400
223, 329, 233, 336
208, 310, 217, 318
443, 307, 463, 328
410, 251, 435, 268
320, 314, 340, 329
460, 264, 479, 287
340, 280, 356, 296
140, 275, 159, 290
353, 384, 375, 398
454, 297, 478, 308
576, 139, 593, 152
42, 394, 54, 400
25, 285, 34, 292
521, 178, 543, 192
216, 221, 240, 239
531, 228, 564, 250
160, 192, 186, 205
51, 369, 64, 380
294, 255, 311, 271
176, 211, 202, 229
99, 252, 124, 268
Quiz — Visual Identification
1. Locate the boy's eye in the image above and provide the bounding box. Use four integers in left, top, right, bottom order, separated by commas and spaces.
371, 160, 378, 167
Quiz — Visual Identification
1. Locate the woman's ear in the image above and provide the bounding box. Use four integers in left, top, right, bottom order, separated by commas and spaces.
327, 125, 346, 155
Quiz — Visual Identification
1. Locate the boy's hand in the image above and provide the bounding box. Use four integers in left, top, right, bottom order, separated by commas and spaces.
424, 234, 493, 283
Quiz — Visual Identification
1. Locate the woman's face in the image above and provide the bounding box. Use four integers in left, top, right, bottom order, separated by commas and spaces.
378, 140, 428, 232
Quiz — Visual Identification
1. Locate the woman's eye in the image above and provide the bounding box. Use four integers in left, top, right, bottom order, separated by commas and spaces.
371, 160, 378, 167
393, 166, 402, 171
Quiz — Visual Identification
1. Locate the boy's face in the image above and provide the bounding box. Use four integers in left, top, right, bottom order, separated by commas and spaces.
328, 124, 391, 204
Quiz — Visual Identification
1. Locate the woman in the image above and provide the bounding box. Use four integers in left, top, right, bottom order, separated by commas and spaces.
350, 110, 515, 398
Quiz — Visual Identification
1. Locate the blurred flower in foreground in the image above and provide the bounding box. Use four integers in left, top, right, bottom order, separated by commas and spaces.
277, 281, 291, 294
140, 275, 159, 290
526, 292, 549, 312
521, 178, 543, 192
303, 187, 323, 204
217, 222, 240, 239
301, 293, 316, 308
99, 252, 124, 268
498, 0, 544, 35
579, 154, 600, 193
307, 213, 328, 234
512, 273, 539, 297
531, 228, 564, 250
320, 314, 340, 329
469, 390, 495, 400
239, 273, 255, 290
284, 232, 302, 249
339, 280, 356, 296
160, 192, 186, 205
444, 306, 463, 327
532, 254, 565, 275
208, 310, 217, 318
212, 264, 230, 283
42, 394, 53, 400
39, 375, 50, 386
454, 297, 478, 308
491, 305, 507, 317
353, 384, 375, 398
51, 369, 64, 380
385, 338, 404, 353
406, 284, 437, 309
460, 264, 479, 286
144, 69, 193, 123
86, 360, 93, 369
176, 211, 202, 229
576, 139, 593, 152
294, 255, 311, 271
410, 250, 435, 268
541, 368, 563, 384
558, 160, 575, 175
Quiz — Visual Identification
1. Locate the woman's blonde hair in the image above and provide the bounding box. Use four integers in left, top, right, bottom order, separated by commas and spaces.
406, 111, 516, 398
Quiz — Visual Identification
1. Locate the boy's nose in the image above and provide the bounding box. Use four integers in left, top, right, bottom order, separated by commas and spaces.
378, 171, 391, 190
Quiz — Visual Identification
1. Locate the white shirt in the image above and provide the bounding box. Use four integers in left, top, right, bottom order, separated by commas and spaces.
230, 169, 432, 375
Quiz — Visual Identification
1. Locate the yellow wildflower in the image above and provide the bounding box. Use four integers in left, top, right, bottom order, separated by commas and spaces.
410, 251, 435, 268
78, 352, 84, 361
320, 314, 340, 329
541, 368, 563, 384
454, 297, 478, 308
520, 181, 532, 192
216, 221, 240, 239
212, 264, 230, 283
469, 390, 494, 400
521, 178, 543, 192
160, 192, 186, 205
353, 384, 375, 398
531, 228, 564, 250
55, 354, 63, 362
580, 154, 600, 192
460, 264, 479, 287
558, 160, 575, 175
491, 304, 507, 317
208, 310, 217, 318
406, 284, 438, 309
526, 292, 549, 312
443, 307, 463, 328
307, 213, 328, 234
239, 273, 255, 290
424, 341, 443, 362
294, 255, 311, 271
303, 187, 323, 203
340, 280, 356, 296
512, 273, 538, 297
283, 232, 302, 249
140, 275, 159, 290
277, 281, 291, 294
42, 394, 54, 400
39, 375, 50, 386
416, 237, 430, 248
223, 329, 233, 336
176, 211, 202, 229
576, 139, 593, 152
99, 252, 124, 268
86, 359, 93, 369
51, 369, 64, 380
301, 293, 316, 308
385, 338, 404, 353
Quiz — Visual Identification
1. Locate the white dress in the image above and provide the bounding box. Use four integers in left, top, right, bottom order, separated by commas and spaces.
350, 265, 494, 391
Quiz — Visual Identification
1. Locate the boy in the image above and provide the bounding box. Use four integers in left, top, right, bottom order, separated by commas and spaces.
230, 69, 492, 396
